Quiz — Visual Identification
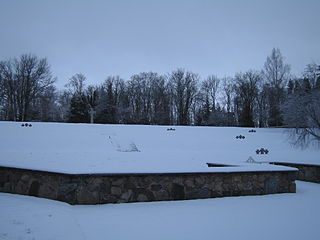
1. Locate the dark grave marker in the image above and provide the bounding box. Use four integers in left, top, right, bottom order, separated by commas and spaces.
21, 123, 32, 127
236, 135, 245, 139
256, 148, 269, 154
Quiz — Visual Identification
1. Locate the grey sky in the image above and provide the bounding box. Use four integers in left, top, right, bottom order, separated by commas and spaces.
0, 0, 319, 88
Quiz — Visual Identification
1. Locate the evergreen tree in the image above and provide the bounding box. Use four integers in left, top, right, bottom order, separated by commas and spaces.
68, 93, 89, 123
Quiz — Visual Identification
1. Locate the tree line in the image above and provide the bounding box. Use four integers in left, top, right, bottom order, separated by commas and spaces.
0, 48, 319, 142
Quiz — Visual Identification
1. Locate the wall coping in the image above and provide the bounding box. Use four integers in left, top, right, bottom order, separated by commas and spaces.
0, 165, 298, 177
270, 162, 320, 168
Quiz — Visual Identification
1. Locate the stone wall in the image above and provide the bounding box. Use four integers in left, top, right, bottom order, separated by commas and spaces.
270, 162, 320, 183
0, 166, 297, 205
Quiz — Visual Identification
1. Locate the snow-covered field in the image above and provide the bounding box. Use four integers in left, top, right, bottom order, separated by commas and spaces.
1, 122, 320, 239
0, 121, 319, 174
0, 181, 319, 240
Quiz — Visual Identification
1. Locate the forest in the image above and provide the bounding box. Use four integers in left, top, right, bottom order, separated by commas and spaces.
0, 48, 319, 144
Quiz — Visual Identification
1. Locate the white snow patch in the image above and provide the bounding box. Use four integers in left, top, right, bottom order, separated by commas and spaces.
0, 121, 318, 174
0, 181, 319, 240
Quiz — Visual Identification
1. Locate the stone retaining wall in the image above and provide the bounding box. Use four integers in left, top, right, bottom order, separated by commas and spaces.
270, 162, 320, 183
0, 166, 297, 205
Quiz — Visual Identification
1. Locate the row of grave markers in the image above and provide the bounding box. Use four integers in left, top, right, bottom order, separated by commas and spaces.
19, 123, 268, 154
235, 129, 270, 155
21, 123, 32, 127
166, 128, 270, 155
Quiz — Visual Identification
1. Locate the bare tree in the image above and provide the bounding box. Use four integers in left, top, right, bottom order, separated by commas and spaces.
149, 73, 170, 125
56, 90, 72, 122
282, 62, 320, 147
196, 75, 221, 125
221, 77, 234, 114
256, 83, 270, 127
303, 62, 320, 88
95, 76, 126, 124
233, 71, 260, 127
282, 89, 320, 147
65, 73, 86, 95
201, 75, 220, 111
263, 48, 291, 88
124, 72, 171, 125
169, 69, 199, 125
127, 73, 152, 124
32, 85, 59, 121
263, 48, 291, 126
66, 73, 89, 123
0, 54, 55, 121
0, 60, 16, 120
220, 77, 236, 125
85, 85, 98, 123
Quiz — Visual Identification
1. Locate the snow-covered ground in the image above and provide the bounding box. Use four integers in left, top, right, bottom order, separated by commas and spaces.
0, 121, 319, 174
1, 122, 319, 239
0, 181, 319, 240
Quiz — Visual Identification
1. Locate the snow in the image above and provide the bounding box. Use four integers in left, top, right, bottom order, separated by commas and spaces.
1, 122, 319, 239
0, 121, 319, 174
1, 181, 320, 240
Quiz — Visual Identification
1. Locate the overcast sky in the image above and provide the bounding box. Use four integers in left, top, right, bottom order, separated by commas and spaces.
0, 0, 319, 88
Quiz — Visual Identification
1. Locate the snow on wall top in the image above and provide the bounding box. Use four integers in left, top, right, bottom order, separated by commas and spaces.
0, 122, 318, 174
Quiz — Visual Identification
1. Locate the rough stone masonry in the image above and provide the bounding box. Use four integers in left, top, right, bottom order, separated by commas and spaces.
0, 166, 297, 205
